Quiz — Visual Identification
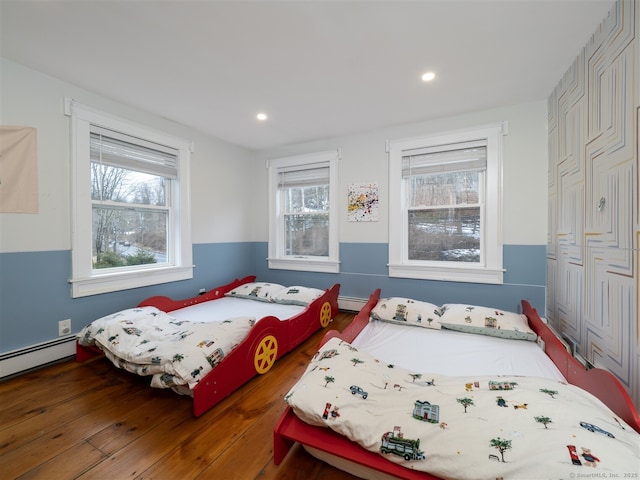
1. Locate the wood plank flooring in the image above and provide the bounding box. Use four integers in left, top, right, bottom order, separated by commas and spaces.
0, 312, 361, 480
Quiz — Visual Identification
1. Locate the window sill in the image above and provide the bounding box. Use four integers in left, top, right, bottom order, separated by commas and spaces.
267, 257, 340, 274
70, 265, 193, 298
388, 263, 504, 284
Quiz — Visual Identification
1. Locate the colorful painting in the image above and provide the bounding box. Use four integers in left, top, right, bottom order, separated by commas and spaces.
348, 182, 379, 222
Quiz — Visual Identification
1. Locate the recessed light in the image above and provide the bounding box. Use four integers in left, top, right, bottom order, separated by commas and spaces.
256, 113, 268, 121
421, 72, 436, 82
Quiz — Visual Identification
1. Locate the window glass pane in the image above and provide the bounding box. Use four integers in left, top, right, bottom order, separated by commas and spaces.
91, 163, 166, 206
92, 206, 168, 269
281, 181, 330, 257
284, 185, 329, 213
409, 171, 479, 207
284, 213, 329, 256
408, 207, 480, 262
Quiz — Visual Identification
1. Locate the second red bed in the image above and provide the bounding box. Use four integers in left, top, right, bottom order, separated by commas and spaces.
76, 275, 340, 417
274, 289, 640, 479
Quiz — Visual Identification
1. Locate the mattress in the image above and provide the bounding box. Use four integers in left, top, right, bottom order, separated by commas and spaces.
351, 319, 566, 381
168, 296, 305, 323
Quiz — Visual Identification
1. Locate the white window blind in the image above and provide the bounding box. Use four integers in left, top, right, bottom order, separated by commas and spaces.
402, 141, 487, 177
277, 164, 329, 188
90, 126, 178, 179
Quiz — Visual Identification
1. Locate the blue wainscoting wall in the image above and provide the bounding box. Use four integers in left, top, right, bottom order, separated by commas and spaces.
252, 242, 546, 313
0, 243, 254, 353
0, 242, 545, 355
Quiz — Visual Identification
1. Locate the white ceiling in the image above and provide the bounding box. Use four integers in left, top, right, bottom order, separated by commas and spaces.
1, 0, 615, 151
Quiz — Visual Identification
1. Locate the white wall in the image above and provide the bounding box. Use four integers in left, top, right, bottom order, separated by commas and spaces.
251, 100, 549, 246
1, 56, 548, 250
0, 58, 255, 254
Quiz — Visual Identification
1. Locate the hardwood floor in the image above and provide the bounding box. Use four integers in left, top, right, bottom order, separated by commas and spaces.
0, 312, 361, 480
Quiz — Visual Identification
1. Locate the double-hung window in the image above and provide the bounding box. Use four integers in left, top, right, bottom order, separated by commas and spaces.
267, 150, 339, 273
66, 100, 193, 297
388, 125, 503, 284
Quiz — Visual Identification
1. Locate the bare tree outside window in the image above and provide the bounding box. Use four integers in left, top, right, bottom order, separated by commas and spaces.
408, 171, 481, 262
283, 184, 329, 256
91, 163, 168, 269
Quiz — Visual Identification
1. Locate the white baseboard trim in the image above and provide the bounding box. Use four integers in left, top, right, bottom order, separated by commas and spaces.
338, 295, 367, 312
0, 335, 76, 379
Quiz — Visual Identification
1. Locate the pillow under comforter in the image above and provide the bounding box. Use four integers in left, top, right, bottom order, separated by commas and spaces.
78, 306, 254, 389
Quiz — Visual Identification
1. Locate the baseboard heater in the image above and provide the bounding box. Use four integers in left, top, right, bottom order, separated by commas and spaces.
338, 295, 367, 313
0, 335, 76, 379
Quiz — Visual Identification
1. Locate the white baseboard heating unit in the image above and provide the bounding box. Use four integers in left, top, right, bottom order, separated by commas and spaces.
0, 335, 76, 379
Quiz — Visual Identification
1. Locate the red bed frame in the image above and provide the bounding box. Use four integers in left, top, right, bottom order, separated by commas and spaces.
76, 275, 340, 417
273, 289, 640, 479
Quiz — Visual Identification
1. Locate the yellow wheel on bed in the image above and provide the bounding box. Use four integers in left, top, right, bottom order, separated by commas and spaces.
254, 335, 278, 374
319, 301, 332, 328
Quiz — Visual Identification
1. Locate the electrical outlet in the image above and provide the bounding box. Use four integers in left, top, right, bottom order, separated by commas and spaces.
59, 319, 71, 336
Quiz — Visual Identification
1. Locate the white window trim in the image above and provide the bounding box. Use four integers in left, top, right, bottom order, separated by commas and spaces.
267, 150, 340, 273
65, 99, 193, 297
388, 124, 504, 284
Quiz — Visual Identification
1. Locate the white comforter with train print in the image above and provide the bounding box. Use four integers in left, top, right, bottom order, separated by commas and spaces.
286, 337, 640, 480
78, 306, 254, 390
